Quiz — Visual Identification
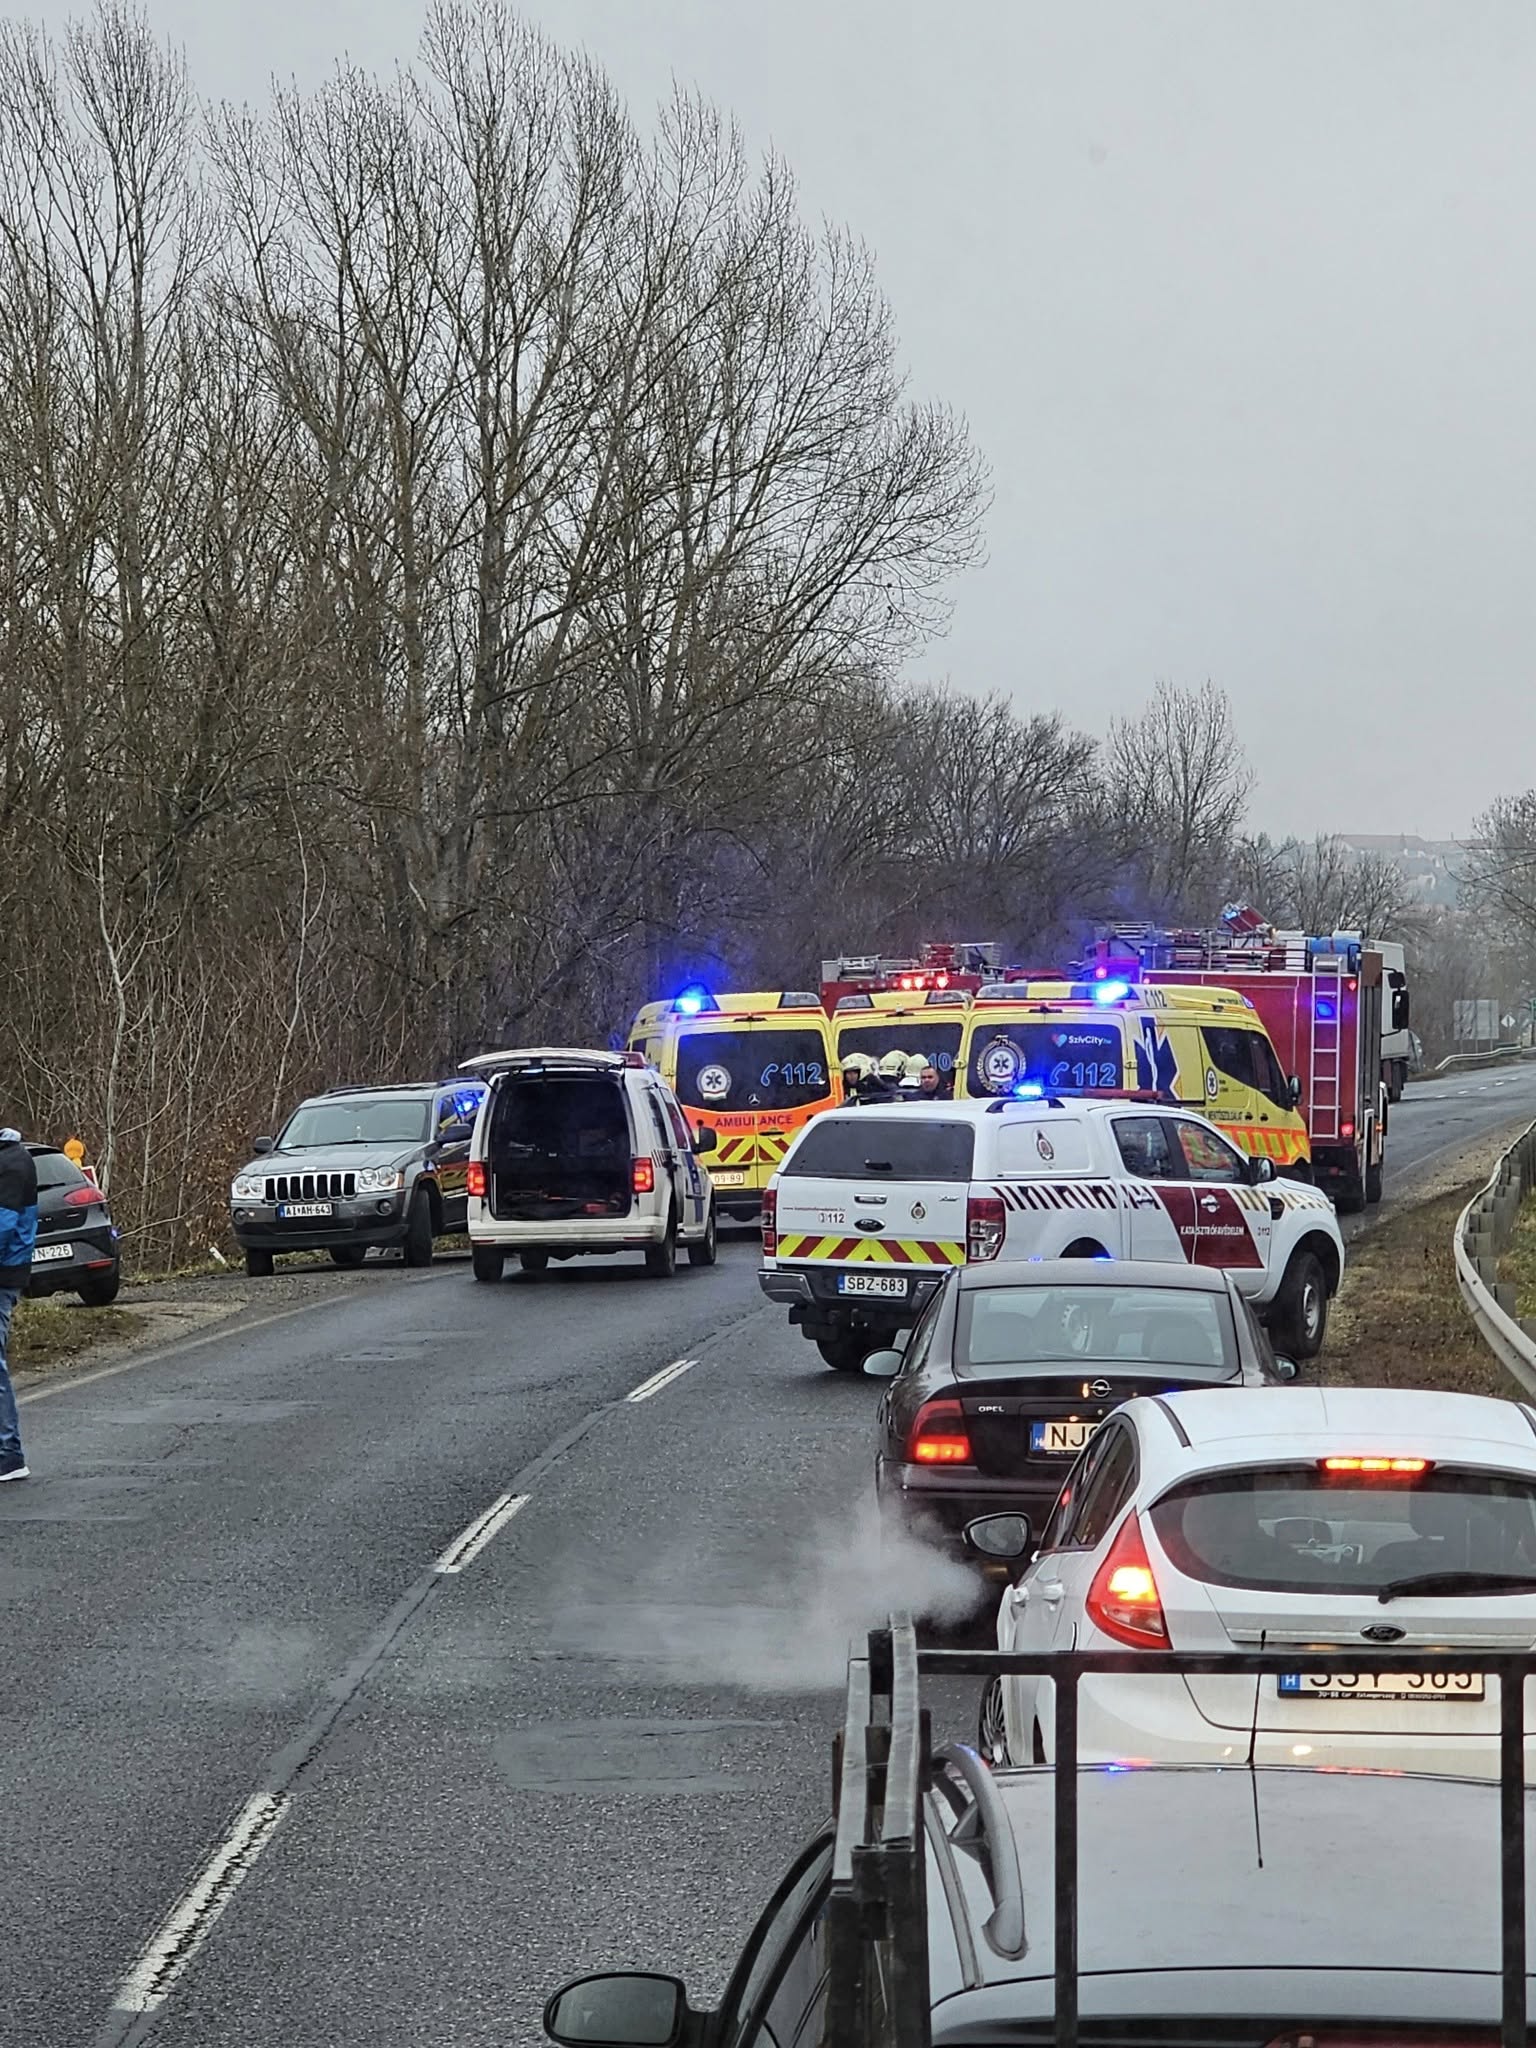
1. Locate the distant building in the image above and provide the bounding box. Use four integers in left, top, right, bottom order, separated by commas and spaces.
1334, 834, 1475, 910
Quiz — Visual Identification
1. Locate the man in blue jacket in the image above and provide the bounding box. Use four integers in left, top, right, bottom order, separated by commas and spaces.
0, 1126, 37, 1480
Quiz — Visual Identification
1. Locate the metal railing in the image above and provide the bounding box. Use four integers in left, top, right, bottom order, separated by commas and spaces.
1455, 1119, 1536, 1398
833, 1620, 1536, 2048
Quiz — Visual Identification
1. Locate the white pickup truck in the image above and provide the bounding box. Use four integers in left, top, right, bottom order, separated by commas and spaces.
759, 1096, 1344, 1370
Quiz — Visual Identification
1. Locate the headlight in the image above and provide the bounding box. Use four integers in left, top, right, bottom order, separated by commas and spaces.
231, 1173, 266, 1201
356, 1167, 405, 1193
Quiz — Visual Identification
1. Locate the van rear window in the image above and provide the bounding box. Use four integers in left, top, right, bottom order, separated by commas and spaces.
782, 1118, 974, 1181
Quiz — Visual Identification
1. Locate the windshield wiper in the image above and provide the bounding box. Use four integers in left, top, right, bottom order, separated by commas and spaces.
1376, 1569, 1536, 1604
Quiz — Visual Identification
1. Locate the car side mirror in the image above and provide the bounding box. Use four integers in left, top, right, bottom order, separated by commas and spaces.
438, 1121, 475, 1144
965, 1513, 1032, 1560
1273, 1355, 1300, 1382
1247, 1155, 1275, 1185
544, 1973, 687, 2047
252, 1135, 275, 1155
862, 1348, 904, 1378
693, 1127, 717, 1156
1287, 1075, 1301, 1108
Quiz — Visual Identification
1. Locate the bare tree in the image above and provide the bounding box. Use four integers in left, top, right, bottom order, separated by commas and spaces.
1107, 681, 1251, 920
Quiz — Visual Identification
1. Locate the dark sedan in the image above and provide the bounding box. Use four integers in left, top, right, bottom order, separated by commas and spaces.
870, 1258, 1293, 1576
26, 1146, 121, 1306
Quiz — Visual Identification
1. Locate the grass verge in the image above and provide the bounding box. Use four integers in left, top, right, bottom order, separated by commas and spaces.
1501, 1197, 1536, 1323
1318, 1182, 1509, 1398
11, 1296, 141, 1372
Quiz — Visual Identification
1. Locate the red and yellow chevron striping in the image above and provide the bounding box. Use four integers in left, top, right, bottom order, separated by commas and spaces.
774, 1233, 965, 1267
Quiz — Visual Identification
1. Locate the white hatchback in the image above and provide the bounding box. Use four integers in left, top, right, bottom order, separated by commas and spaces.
978, 1384, 1536, 1780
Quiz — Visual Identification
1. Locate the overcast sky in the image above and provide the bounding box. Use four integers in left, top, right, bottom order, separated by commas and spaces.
32, 0, 1536, 838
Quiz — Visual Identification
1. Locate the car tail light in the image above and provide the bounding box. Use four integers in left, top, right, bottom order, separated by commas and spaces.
1085, 1513, 1167, 1647
761, 1187, 777, 1257
1340, 1118, 1355, 1141
967, 1194, 1005, 1262
1321, 1455, 1431, 1478
466, 1160, 486, 1200
632, 1157, 656, 1195
905, 1397, 974, 1466
63, 1185, 100, 1208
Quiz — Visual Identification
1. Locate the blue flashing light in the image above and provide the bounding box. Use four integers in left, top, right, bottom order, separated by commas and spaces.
1315, 997, 1337, 1021
1012, 1081, 1045, 1099
1094, 979, 1131, 1005
675, 984, 710, 1015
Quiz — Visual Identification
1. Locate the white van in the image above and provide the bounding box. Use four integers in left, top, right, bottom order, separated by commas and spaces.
461, 1048, 718, 1280
759, 1096, 1343, 1368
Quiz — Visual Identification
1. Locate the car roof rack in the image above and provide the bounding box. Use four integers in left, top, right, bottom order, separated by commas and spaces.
320, 1081, 435, 1096
830, 1620, 1535, 2048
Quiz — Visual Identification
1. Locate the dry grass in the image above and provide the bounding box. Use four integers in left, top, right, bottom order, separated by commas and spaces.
1319, 1183, 1509, 1397
1501, 1199, 1536, 1324
11, 1296, 141, 1371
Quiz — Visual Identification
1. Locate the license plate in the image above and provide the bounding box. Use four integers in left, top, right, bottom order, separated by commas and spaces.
838, 1273, 907, 1297
1030, 1419, 1098, 1455
1278, 1671, 1486, 1702
710, 1170, 748, 1186
279, 1201, 333, 1219
30, 1242, 72, 1264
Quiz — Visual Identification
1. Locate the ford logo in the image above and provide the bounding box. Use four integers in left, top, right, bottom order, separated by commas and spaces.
855, 1219, 884, 1233
1360, 1623, 1406, 1644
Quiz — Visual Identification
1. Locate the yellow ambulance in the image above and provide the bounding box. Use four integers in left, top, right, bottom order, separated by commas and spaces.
956, 978, 1311, 1172
627, 987, 839, 1219
829, 986, 969, 1094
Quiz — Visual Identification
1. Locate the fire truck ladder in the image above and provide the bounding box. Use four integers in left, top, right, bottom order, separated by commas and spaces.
1308, 945, 1346, 1143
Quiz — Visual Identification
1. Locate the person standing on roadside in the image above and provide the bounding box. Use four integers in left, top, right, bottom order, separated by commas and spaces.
0, 1125, 37, 1481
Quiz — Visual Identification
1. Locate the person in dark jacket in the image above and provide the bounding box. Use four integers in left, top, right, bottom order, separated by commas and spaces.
0, 1127, 37, 1480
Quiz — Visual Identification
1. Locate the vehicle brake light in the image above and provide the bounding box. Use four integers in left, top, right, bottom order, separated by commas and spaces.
906, 1398, 974, 1466
1085, 1513, 1167, 1647
967, 1194, 1006, 1262
1340, 1119, 1355, 1141
1320, 1456, 1432, 1477
761, 1187, 777, 1257
62, 1184, 100, 1208
632, 1157, 656, 1195
466, 1160, 486, 1200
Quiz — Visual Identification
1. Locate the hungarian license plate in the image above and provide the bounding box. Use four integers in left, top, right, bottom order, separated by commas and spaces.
30, 1242, 72, 1264
279, 1201, 333, 1219
1278, 1671, 1486, 1702
1030, 1419, 1097, 1455
710, 1170, 748, 1187
838, 1273, 907, 1297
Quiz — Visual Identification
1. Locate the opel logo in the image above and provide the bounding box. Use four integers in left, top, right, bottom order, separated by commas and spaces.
1084, 1378, 1112, 1398
1360, 1623, 1406, 1644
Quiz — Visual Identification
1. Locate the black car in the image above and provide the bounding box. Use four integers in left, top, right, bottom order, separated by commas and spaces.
26, 1146, 121, 1306
870, 1257, 1293, 1573
228, 1080, 485, 1276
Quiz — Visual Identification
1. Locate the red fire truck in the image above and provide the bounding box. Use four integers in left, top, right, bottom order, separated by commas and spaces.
1084, 915, 1388, 1213
817, 941, 1005, 1010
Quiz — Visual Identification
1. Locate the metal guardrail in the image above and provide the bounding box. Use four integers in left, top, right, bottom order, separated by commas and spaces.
1430, 1044, 1536, 1075
1455, 1118, 1536, 1397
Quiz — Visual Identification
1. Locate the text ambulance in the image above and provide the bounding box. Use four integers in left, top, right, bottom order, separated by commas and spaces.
955, 979, 1311, 1174
626, 989, 837, 1221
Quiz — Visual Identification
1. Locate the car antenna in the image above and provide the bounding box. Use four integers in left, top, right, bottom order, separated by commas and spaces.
1246, 1627, 1266, 1869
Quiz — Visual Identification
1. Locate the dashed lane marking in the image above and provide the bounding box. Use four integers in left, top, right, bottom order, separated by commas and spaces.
433, 1491, 529, 1574
111, 1792, 288, 2017
625, 1356, 698, 1403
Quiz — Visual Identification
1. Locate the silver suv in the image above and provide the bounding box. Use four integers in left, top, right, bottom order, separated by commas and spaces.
229, 1080, 485, 1276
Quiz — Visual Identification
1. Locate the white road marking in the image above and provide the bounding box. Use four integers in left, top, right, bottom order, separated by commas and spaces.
433, 1491, 529, 1574
112, 1791, 288, 2014
625, 1356, 697, 1403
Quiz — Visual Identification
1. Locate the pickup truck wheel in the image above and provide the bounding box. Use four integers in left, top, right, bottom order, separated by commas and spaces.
244, 1249, 274, 1278
1272, 1250, 1328, 1359
471, 1245, 504, 1284
687, 1205, 718, 1267
402, 1190, 434, 1267
644, 1213, 678, 1278
816, 1331, 868, 1373
1062, 1238, 1110, 1260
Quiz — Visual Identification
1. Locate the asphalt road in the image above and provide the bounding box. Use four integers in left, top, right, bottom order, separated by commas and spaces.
8, 1070, 1536, 2048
